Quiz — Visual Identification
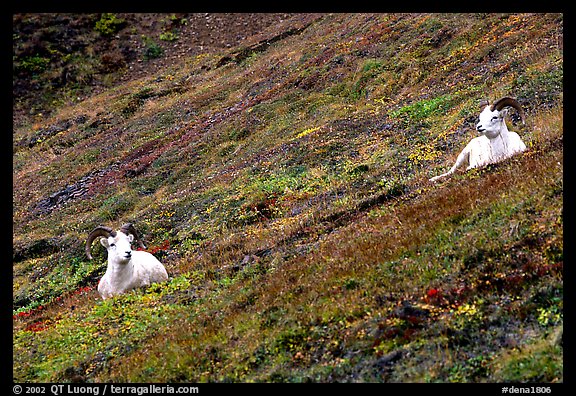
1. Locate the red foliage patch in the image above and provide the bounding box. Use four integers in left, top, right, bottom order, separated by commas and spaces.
13, 284, 97, 324
13, 305, 43, 320
25, 320, 50, 332
137, 239, 171, 255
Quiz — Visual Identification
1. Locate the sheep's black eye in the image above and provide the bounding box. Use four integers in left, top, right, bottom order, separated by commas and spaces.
110, 243, 116, 247
491, 116, 499, 120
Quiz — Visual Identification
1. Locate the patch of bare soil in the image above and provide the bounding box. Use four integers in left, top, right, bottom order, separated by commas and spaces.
13, 13, 323, 127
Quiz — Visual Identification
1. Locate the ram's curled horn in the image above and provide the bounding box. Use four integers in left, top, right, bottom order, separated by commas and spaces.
491, 97, 525, 125
86, 226, 116, 260
479, 99, 490, 110
120, 222, 147, 250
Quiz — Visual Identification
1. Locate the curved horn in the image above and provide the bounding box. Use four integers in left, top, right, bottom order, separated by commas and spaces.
491, 97, 525, 125
120, 223, 147, 250
85, 226, 115, 260
479, 99, 490, 111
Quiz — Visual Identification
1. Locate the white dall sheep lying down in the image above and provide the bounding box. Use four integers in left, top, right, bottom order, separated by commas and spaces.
86, 223, 168, 299
429, 97, 527, 182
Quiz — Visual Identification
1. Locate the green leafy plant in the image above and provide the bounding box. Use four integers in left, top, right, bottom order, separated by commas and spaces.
537, 307, 562, 327
389, 94, 454, 125
16, 55, 50, 74
141, 36, 164, 60
94, 13, 126, 37
159, 31, 178, 42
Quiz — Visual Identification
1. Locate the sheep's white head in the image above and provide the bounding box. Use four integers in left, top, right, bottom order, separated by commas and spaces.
476, 97, 525, 139
86, 223, 147, 262
100, 232, 134, 264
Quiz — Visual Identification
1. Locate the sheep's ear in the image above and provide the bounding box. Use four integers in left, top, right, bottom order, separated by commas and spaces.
127, 234, 134, 243
100, 237, 110, 248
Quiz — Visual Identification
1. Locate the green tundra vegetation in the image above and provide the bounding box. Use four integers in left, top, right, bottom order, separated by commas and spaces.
13, 13, 562, 382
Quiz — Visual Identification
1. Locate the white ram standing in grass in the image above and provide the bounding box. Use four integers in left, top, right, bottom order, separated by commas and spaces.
429, 97, 526, 182
86, 223, 168, 299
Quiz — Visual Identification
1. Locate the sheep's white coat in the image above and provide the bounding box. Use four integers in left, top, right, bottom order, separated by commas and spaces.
429, 105, 526, 182
97, 231, 168, 299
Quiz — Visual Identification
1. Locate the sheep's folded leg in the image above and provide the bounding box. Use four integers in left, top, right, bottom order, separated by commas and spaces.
429, 148, 469, 182
429, 171, 451, 182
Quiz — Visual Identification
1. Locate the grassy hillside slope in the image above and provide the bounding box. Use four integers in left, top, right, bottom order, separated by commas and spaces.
13, 13, 563, 382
